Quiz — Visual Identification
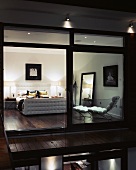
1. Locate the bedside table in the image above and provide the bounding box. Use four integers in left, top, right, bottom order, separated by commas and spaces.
5, 98, 16, 101
4, 98, 16, 109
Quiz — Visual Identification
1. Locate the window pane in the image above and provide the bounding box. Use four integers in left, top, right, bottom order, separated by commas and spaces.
4, 47, 67, 131
73, 52, 124, 124
4, 27, 69, 45
74, 33, 123, 47
99, 158, 121, 170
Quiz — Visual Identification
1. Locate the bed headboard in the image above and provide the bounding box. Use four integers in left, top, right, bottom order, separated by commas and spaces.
4, 82, 66, 98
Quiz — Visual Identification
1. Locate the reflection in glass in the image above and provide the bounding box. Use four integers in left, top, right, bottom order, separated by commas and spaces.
80, 72, 95, 106
41, 156, 63, 170
74, 33, 123, 47
4, 27, 69, 45
98, 158, 121, 170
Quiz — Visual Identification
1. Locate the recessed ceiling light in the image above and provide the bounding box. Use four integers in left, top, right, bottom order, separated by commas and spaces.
28, 32, 30, 35
85, 36, 87, 38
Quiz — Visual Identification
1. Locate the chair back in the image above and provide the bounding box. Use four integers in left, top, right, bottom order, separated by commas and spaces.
106, 96, 120, 112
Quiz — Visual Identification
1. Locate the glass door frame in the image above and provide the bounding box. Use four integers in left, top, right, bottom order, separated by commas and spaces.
1, 22, 128, 136
0, 22, 4, 122
69, 43, 127, 132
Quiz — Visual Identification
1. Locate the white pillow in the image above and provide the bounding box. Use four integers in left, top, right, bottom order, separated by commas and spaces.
27, 95, 34, 99
40, 94, 49, 98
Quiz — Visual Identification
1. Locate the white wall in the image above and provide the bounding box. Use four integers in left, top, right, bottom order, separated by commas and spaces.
74, 52, 123, 100
4, 47, 66, 98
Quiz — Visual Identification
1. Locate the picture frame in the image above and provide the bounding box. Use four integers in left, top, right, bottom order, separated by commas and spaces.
103, 65, 118, 87
25, 64, 41, 80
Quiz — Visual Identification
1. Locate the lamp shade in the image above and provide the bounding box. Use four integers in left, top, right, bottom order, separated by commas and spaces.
73, 81, 77, 88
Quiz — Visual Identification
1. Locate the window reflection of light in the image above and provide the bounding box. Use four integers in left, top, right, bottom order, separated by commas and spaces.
110, 159, 115, 170
99, 159, 117, 170
41, 156, 62, 170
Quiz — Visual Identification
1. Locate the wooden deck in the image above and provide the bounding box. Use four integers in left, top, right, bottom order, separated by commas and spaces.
8, 128, 136, 166
0, 117, 12, 170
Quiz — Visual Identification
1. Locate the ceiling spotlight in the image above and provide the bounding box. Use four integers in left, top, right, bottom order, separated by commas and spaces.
63, 14, 72, 28
129, 22, 133, 28
65, 14, 70, 21
128, 21, 134, 33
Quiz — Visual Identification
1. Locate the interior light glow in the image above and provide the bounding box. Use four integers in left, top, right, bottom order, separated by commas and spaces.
63, 21, 72, 28
41, 156, 62, 170
63, 14, 73, 28
128, 27, 134, 33
110, 159, 115, 169
28, 32, 30, 35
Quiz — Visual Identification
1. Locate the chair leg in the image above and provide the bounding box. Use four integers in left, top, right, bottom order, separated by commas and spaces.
92, 112, 112, 120
103, 113, 112, 120
88, 112, 93, 119
79, 111, 93, 120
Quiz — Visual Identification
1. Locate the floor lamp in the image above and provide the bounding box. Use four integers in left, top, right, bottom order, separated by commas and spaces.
73, 81, 77, 106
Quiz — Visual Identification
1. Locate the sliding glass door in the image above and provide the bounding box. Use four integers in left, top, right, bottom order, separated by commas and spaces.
3, 26, 68, 132
2, 23, 126, 134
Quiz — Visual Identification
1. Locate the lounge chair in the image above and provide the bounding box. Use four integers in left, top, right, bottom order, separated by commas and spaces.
73, 96, 120, 119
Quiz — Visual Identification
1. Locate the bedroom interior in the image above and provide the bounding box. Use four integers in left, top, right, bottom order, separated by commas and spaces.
3, 26, 124, 131
4, 45, 67, 130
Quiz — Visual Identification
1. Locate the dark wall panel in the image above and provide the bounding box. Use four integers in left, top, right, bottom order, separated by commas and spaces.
0, 23, 3, 122
126, 33, 136, 128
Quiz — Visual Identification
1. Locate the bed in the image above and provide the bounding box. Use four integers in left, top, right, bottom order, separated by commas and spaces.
17, 97, 66, 115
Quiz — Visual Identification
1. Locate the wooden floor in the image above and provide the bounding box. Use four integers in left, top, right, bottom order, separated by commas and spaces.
4, 109, 67, 131
8, 128, 136, 168
4, 109, 120, 131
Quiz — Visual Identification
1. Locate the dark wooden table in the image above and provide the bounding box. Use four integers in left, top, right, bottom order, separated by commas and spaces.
4, 98, 16, 109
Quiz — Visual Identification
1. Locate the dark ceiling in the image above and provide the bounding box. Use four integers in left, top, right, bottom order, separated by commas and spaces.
25, 0, 136, 13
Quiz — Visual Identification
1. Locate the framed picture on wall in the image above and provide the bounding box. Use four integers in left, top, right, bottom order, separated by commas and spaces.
103, 65, 118, 87
25, 64, 41, 80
